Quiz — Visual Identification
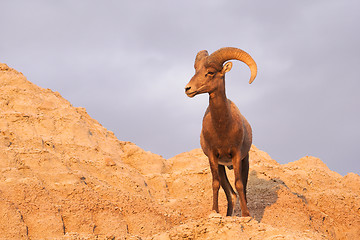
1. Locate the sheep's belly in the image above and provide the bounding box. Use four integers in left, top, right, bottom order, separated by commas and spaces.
218, 157, 233, 166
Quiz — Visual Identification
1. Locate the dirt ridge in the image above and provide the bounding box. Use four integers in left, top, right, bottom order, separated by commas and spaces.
0, 63, 359, 239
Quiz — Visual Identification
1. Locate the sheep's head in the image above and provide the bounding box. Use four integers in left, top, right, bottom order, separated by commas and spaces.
185, 47, 257, 98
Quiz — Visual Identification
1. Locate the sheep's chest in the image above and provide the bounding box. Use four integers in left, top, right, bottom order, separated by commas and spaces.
203, 132, 239, 166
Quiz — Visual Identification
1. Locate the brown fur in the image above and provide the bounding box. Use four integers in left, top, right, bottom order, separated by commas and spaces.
185, 48, 256, 216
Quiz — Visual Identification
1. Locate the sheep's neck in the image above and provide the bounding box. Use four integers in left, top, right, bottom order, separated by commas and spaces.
209, 84, 232, 132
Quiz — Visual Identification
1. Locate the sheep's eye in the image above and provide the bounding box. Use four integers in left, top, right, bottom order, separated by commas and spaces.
206, 71, 214, 77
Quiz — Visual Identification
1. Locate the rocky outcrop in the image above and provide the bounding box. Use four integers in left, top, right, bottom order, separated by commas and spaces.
0, 63, 171, 239
0, 63, 359, 239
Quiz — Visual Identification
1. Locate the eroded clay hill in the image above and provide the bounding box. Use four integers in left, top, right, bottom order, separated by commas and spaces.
0, 63, 359, 240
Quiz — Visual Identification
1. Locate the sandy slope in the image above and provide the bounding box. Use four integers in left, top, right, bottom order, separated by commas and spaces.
0, 63, 359, 239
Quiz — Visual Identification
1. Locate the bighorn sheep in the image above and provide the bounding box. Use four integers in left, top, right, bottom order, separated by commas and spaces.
185, 47, 257, 217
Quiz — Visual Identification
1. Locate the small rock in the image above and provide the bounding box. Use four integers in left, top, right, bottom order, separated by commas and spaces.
240, 216, 252, 223
153, 232, 171, 240
208, 212, 222, 219
104, 157, 116, 166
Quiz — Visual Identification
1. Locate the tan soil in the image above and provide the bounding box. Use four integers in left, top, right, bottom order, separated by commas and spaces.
0, 63, 359, 239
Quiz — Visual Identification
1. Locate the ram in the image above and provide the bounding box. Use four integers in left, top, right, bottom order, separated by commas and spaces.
185, 47, 257, 216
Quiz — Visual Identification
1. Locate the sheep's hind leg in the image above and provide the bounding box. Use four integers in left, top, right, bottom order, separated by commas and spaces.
241, 154, 249, 202
219, 164, 237, 216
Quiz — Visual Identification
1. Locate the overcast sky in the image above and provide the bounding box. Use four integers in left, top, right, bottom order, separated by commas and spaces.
1, 0, 359, 175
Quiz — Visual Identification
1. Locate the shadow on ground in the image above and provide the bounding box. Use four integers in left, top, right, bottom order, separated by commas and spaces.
233, 170, 284, 222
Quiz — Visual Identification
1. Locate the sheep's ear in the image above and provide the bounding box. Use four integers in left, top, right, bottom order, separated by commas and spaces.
221, 62, 233, 74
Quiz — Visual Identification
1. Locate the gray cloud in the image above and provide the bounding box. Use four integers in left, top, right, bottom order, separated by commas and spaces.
1, 0, 359, 175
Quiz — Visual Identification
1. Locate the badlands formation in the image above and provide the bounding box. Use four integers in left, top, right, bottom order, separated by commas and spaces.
0, 63, 359, 239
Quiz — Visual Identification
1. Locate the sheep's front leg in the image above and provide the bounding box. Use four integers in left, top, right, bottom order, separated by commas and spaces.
208, 152, 220, 213
233, 152, 250, 217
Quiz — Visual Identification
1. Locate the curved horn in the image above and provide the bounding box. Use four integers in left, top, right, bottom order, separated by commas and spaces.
194, 50, 209, 70
207, 47, 257, 84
